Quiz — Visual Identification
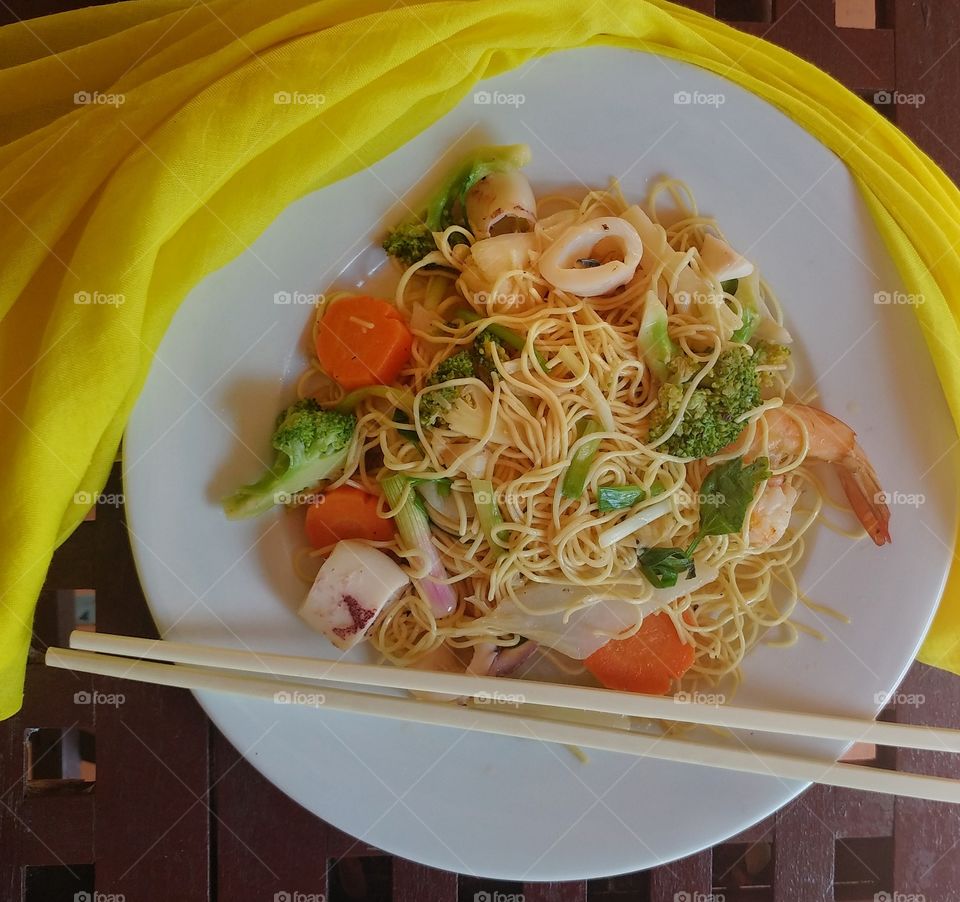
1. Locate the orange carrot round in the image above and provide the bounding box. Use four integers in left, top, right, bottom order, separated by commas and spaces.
315, 295, 412, 390
584, 611, 695, 695
305, 486, 395, 548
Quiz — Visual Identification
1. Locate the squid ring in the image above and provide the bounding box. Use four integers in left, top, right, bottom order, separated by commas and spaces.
538, 217, 643, 297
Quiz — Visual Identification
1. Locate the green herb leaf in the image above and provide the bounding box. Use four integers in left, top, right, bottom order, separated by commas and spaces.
637, 546, 695, 589
721, 278, 739, 295
697, 455, 771, 539
635, 459, 768, 589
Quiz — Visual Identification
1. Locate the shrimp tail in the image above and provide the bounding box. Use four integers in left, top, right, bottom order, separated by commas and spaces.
837, 445, 891, 546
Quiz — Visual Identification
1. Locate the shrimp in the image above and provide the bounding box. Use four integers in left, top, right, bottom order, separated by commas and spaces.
748, 476, 799, 548
737, 404, 891, 546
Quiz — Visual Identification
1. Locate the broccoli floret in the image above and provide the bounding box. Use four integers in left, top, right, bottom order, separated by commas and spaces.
222, 398, 356, 519
753, 341, 791, 388
382, 144, 531, 268
382, 222, 437, 269
473, 329, 508, 386
418, 350, 475, 427
648, 347, 761, 459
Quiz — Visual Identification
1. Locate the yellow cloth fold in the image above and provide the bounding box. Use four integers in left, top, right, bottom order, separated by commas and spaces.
1, 0, 958, 718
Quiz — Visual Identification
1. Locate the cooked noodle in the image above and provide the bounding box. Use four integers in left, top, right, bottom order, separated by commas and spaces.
291, 177, 836, 693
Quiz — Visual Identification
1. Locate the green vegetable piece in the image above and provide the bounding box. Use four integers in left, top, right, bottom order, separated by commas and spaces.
381, 473, 457, 615
597, 485, 647, 512
638, 547, 695, 589
752, 340, 791, 387
730, 270, 761, 343
693, 455, 771, 548
222, 399, 355, 519
637, 455, 769, 587
454, 307, 550, 372
648, 347, 762, 459
382, 144, 531, 267
561, 418, 603, 499
638, 291, 676, 382
471, 478, 506, 555
418, 350, 475, 427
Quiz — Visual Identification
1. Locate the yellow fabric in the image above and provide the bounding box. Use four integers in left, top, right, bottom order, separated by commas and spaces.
1, 0, 958, 718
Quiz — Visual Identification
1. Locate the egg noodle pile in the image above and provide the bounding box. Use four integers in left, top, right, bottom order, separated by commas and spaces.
294, 179, 848, 690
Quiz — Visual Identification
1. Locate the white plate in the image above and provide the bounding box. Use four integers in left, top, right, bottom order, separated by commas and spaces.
123, 47, 958, 879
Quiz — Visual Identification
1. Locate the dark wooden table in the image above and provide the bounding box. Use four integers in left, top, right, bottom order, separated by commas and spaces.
3, 2, 960, 900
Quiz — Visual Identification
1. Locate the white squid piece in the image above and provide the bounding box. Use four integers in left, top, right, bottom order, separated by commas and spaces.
466, 169, 538, 239
299, 540, 409, 650
538, 217, 643, 297
473, 571, 717, 660
699, 233, 754, 282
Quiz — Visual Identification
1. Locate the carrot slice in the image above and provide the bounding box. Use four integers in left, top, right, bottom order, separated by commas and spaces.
305, 486, 394, 548
584, 611, 695, 695
315, 295, 412, 390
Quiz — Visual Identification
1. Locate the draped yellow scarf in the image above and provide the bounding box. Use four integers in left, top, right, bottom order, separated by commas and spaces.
2, 0, 958, 718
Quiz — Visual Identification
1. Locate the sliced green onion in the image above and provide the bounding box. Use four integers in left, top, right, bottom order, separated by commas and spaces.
597, 497, 674, 549
597, 484, 647, 512
638, 290, 676, 383
470, 478, 506, 556
381, 474, 456, 616
561, 418, 603, 500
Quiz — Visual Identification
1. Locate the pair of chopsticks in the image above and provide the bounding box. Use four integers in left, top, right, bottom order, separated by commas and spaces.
46, 631, 960, 803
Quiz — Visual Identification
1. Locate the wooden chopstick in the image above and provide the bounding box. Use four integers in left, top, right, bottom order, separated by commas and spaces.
69, 630, 960, 755
45, 644, 960, 804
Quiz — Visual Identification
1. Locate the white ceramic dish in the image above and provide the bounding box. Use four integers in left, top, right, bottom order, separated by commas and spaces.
123, 47, 957, 879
